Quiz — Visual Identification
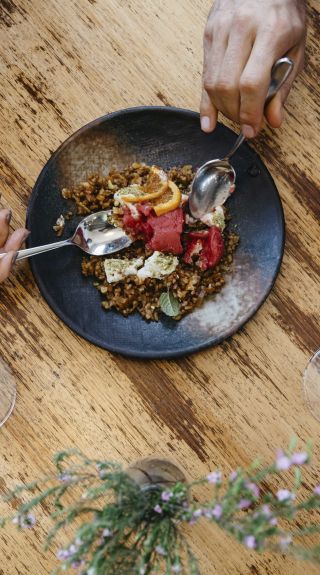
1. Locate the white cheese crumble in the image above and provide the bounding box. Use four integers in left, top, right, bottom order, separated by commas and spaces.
113, 184, 144, 220
113, 185, 144, 205
185, 213, 196, 225
137, 252, 178, 280
180, 193, 189, 207
200, 206, 225, 230
104, 252, 178, 283
104, 257, 144, 283
126, 202, 140, 220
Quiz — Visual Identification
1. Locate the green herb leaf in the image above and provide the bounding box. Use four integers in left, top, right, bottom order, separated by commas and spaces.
159, 292, 180, 317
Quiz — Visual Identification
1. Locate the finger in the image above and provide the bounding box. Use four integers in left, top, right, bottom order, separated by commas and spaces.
213, 26, 254, 123
265, 92, 285, 129
3, 228, 30, 252
0, 251, 16, 283
202, 19, 230, 123
0, 209, 12, 247
200, 89, 218, 132
239, 44, 276, 138
203, 29, 229, 92
265, 46, 305, 128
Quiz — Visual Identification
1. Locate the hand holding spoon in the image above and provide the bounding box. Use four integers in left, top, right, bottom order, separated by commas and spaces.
189, 57, 294, 219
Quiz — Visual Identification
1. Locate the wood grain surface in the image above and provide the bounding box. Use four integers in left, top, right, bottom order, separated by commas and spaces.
0, 1, 320, 573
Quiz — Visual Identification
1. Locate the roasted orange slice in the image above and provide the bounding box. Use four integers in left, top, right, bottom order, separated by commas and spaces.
153, 181, 181, 216
122, 167, 168, 203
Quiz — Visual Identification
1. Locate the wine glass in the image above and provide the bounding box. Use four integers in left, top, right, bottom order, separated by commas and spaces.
0, 357, 16, 426
303, 350, 320, 421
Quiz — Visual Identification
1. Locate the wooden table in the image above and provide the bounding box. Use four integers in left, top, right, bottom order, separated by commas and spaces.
0, 1, 319, 573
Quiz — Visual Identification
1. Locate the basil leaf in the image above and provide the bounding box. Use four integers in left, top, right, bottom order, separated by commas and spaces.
159, 292, 180, 317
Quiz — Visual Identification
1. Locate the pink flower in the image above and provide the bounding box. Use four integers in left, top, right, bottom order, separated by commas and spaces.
102, 528, 112, 537
154, 504, 163, 514
193, 509, 203, 518
270, 517, 278, 526
207, 471, 222, 484
161, 490, 173, 502
238, 499, 251, 510
212, 504, 223, 520
188, 509, 202, 525
229, 471, 238, 481
261, 504, 271, 517
314, 485, 320, 496
244, 535, 256, 549
59, 473, 72, 482
56, 544, 79, 561
71, 560, 85, 569
172, 565, 182, 573
245, 482, 260, 498
155, 545, 166, 556
276, 451, 291, 471
276, 489, 295, 502
291, 452, 308, 465
57, 549, 70, 560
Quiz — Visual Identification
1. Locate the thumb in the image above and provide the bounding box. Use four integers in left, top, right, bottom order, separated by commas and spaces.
265, 91, 285, 128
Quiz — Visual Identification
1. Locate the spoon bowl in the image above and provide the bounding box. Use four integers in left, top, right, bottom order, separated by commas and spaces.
0, 211, 132, 262
71, 211, 132, 256
188, 159, 235, 219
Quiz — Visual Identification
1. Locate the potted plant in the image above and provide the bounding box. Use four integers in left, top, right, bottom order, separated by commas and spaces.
1, 440, 320, 574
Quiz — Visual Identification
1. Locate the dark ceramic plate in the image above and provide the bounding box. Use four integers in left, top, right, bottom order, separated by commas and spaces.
27, 107, 284, 359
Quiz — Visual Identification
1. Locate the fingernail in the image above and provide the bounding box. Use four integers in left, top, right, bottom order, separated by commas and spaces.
201, 116, 211, 132
22, 230, 30, 241
11, 252, 18, 265
241, 124, 255, 139
5, 210, 12, 224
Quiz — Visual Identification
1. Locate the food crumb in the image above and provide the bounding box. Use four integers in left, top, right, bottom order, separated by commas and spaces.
53, 214, 65, 237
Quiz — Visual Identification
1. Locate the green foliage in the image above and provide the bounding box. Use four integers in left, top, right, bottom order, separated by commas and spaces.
1, 446, 320, 574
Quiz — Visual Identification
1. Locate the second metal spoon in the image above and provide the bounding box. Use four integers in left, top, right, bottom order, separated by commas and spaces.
0, 211, 132, 261
189, 57, 294, 219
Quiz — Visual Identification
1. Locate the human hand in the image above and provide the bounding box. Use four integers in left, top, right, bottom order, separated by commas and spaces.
200, 0, 306, 137
0, 209, 29, 283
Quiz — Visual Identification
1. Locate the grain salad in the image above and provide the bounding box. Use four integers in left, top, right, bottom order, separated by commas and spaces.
56, 163, 239, 321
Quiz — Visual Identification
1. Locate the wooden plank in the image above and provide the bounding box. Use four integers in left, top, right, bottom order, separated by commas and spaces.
0, 1, 319, 573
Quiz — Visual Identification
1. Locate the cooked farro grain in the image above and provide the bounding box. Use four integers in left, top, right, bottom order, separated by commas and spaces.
59, 163, 239, 321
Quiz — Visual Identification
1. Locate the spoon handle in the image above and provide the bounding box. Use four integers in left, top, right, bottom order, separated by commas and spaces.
265, 57, 294, 105
224, 57, 294, 161
224, 133, 245, 161
0, 238, 72, 262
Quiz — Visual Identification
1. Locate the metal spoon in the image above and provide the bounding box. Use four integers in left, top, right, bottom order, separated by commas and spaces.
0, 210, 132, 261
189, 57, 294, 219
